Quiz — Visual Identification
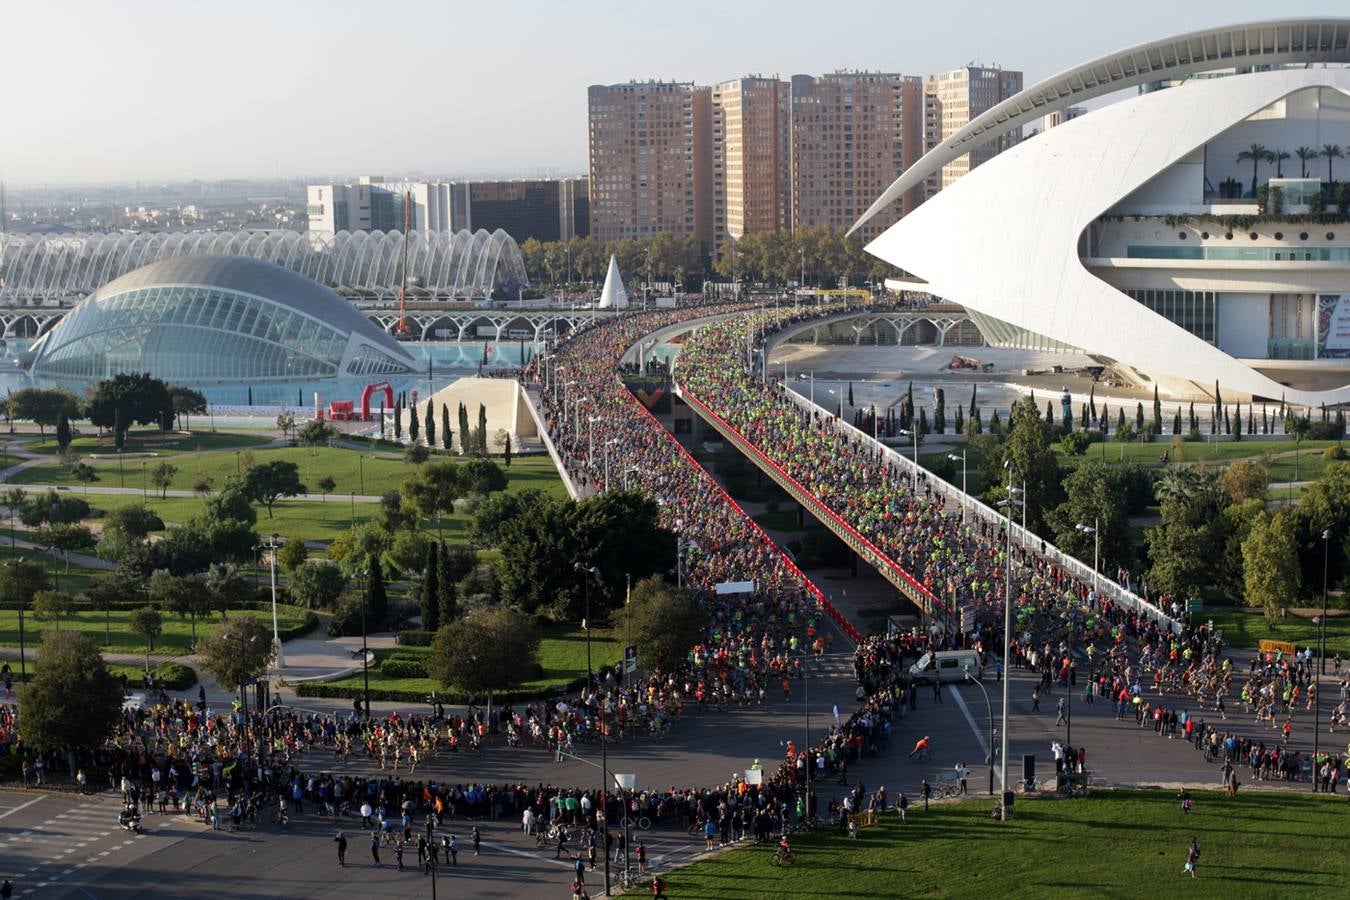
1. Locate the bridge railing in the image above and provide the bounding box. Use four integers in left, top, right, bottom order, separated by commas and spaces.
777, 379, 1182, 634
675, 384, 944, 634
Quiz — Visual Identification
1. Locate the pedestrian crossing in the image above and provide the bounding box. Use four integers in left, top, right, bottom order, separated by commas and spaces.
0, 793, 205, 897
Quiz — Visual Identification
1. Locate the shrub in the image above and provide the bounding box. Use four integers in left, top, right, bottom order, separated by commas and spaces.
1324, 445, 1347, 461
151, 662, 198, 690
327, 596, 365, 637
380, 658, 429, 678
1060, 430, 1093, 456
396, 629, 435, 646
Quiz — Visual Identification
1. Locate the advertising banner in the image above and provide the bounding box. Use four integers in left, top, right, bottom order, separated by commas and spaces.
1316, 294, 1350, 358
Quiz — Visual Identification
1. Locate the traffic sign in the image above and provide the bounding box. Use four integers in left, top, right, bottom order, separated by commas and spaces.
1185, 598, 1204, 614
624, 645, 637, 674
960, 607, 975, 633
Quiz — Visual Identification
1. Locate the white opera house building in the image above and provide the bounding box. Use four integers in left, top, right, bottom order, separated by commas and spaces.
861, 19, 1350, 406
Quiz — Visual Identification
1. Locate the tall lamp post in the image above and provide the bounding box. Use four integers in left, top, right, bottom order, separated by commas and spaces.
614, 773, 637, 888
574, 562, 610, 894
2, 558, 27, 678
996, 461, 1022, 819
963, 669, 997, 795
1076, 519, 1100, 592
1314, 528, 1329, 788
947, 451, 967, 523
898, 428, 919, 493
263, 533, 284, 670
361, 567, 372, 720
223, 632, 260, 715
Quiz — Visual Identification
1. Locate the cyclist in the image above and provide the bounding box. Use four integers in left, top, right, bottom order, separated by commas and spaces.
776, 834, 793, 863
909, 735, 931, 760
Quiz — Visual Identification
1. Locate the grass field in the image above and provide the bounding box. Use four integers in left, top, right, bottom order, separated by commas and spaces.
17, 446, 567, 503
18, 430, 273, 456
667, 790, 1347, 899
0, 604, 315, 655
0, 542, 104, 594
1205, 607, 1350, 656
83, 492, 382, 544
321, 623, 622, 699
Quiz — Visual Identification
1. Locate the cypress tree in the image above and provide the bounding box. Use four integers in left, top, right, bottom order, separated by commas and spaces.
848, 382, 855, 407
1233, 406, 1243, 442
409, 401, 420, 443
990, 408, 1002, 435
478, 404, 488, 454
1117, 408, 1126, 431
1045, 401, 1054, 425
1322, 402, 1329, 423
425, 400, 436, 448
1337, 409, 1346, 440
1152, 384, 1162, 432
918, 407, 929, 435
1088, 384, 1097, 421
954, 405, 964, 434
1080, 403, 1089, 429
458, 403, 471, 452
934, 389, 946, 434
969, 384, 978, 418
1223, 407, 1231, 435
442, 406, 453, 451
1188, 401, 1196, 431
907, 382, 915, 424
1262, 405, 1269, 434
1100, 403, 1109, 434
1248, 403, 1255, 435
1173, 408, 1182, 435
394, 400, 403, 439
421, 543, 441, 631
504, 434, 513, 466
55, 411, 71, 451
437, 542, 458, 624
1135, 401, 1144, 432
368, 558, 388, 624
973, 408, 983, 434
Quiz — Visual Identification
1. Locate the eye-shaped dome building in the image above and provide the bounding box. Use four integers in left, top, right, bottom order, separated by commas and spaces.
26, 255, 415, 383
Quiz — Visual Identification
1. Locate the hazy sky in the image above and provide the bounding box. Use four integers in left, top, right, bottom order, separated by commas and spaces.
1, 0, 1340, 185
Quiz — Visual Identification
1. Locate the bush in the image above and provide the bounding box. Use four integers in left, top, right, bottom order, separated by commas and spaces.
396, 629, 435, 646
1325, 445, 1347, 461
1060, 430, 1096, 456
1305, 421, 1342, 440
327, 596, 365, 637
380, 658, 429, 678
151, 662, 198, 690
278, 610, 318, 642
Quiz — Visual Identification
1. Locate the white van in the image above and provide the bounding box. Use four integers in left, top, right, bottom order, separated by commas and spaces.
909, 650, 983, 684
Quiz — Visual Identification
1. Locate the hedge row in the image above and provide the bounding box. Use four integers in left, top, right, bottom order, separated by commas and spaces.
396, 630, 435, 646
5, 661, 198, 690
295, 668, 577, 705
380, 659, 429, 679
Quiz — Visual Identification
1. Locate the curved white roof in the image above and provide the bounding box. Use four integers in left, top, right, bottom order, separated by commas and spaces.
866, 66, 1350, 405
852, 17, 1350, 234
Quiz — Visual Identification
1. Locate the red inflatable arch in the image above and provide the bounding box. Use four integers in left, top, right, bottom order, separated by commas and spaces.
360, 381, 394, 422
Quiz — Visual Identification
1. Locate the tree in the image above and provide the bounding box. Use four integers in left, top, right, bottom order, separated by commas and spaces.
277, 535, 308, 572
421, 543, 441, 631
55, 411, 72, 451
394, 400, 403, 440
105, 504, 165, 538
401, 460, 464, 538
461, 457, 507, 496
1000, 396, 1063, 532
409, 402, 420, 444
9, 387, 82, 443
31, 589, 76, 628
18, 631, 122, 767
437, 541, 460, 624
478, 404, 489, 455
441, 406, 453, 452
1243, 509, 1300, 623
404, 443, 429, 464
495, 429, 513, 466
367, 557, 388, 624
150, 461, 178, 499
128, 605, 163, 671
1236, 143, 1271, 198
287, 560, 348, 609
427, 606, 541, 702
87, 373, 174, 442
1323, 143, 1343, 185
72, 462, 99, 494
149, 569, 210, 642
620, 577, 707, 674
1219, 459, 1269, 503
0, 557, 51, 625
276, 410, 297, 441
241, 460, 307, 518
203, 563, 253, 618
171, 386, 207, 431
85, 573, 145, 646
425, 401, 436, 448
33, 523, 96, 573
1296, 145, 1320, 178
1145, 519, 1213, 601
196, 613, 274, 702
459, 403, 471, 453
1046, 459, 1132, 574
316, 474, 336, 500
296, 419, 335, 448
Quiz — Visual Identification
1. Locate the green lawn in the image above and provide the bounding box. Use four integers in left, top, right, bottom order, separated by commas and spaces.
1205, 607, 1350, 656
17, 430, 273, 456
320, 623, 622, 700
0, 604, 315, 655
668, 790, 1348, 898
84, 493, 382, 544
16, 446, 567, 504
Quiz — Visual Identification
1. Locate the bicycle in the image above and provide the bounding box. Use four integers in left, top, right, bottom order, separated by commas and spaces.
770, 849, 797, 867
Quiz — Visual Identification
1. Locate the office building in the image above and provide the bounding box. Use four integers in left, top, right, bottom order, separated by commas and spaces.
307, 177, 454, 239
711, 76, 790, 255
789, 72, 924, 242
448, 177, 589, 243
924, 66, 1024, 191
587, 81, 713, 247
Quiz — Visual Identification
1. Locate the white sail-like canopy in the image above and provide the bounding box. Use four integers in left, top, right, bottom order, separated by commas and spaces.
596, 254, 629, 309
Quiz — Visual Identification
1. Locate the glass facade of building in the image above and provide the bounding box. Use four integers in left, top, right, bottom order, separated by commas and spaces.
28, 256, 414, 383
1125, 289, 1218, 343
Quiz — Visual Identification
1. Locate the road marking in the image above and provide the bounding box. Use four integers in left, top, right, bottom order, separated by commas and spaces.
0, 796, 45, 820
949, 684, 991, 759
479, 840, 576, 868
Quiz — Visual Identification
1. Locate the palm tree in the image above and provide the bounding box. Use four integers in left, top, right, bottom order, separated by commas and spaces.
1272, 149, 1290, 178
1296, 146, 1319, 178
1324, 144, 1344, 185
1236, 144, 1270, 198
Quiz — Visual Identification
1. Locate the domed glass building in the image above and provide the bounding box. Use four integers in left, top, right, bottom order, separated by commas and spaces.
26, 255, 415, 382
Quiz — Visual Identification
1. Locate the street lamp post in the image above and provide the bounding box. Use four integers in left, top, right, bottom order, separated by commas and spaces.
361, 567, 372, 719
947, 451, 967, 523
998, 461, 1018, 819
1076, 519, 1100, 592
964, 669, 997, 795
898, 428, 919, 493
1315, 528, 1329, 788
574, 562, 608, 895
264, 533, 284, 670
224, 632, 260, 715
615, 773, 636, 889
2, 558, 27, 678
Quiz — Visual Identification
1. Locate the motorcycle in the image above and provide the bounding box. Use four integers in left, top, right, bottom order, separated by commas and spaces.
119, 807, 143, 835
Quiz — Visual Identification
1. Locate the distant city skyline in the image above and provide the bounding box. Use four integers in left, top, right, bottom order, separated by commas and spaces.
0, 0, 1336, 185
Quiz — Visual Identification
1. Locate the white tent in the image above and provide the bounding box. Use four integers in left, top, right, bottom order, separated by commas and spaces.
596, 254, 629, 309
